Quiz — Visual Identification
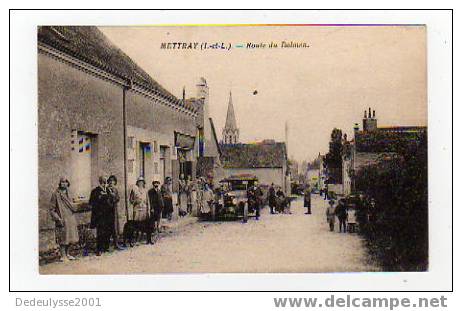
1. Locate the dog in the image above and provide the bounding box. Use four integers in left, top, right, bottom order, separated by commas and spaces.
122, 220, 148, 247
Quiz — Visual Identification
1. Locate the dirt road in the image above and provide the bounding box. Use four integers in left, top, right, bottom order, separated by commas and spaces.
40, 195, 379, 274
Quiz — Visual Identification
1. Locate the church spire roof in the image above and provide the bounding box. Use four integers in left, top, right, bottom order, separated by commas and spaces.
225, 91, 238, 130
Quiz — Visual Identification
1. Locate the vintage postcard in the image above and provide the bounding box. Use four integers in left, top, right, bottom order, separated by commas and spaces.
35, 24, 430, 276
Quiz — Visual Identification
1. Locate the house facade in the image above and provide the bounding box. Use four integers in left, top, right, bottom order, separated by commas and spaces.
38, 26, 220, 252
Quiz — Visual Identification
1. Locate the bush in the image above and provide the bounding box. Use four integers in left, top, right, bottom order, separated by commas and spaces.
354, 131, 428, 271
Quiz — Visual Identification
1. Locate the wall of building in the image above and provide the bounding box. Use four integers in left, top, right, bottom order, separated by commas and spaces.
223, 168, 284, 188
342, 157, 352, 195
38, 52, 125, 251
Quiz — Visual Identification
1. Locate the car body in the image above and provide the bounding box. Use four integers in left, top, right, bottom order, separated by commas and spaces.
216, 174, 260, 221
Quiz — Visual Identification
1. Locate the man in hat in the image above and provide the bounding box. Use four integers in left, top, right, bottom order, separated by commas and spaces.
50, 177, 79, 261
90, 175, 114, 255
147, 180, 164, 244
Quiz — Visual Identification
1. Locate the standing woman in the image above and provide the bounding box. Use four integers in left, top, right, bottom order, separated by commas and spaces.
50, 177, 79, 261
107, 175, 124, 250
129, 176, 150, 244
304, 184, 312, 215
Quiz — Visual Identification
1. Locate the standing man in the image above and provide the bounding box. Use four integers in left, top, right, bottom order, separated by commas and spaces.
90, 176, 114, 256
304, 184, 312, 215
107, 175, 124, 250
147, 180, 164, 244
335, 198, 348, 233
254, 182, 264, 220
268, 183, 276, 214
50, 177, 79, 261
161, 177, 174, 221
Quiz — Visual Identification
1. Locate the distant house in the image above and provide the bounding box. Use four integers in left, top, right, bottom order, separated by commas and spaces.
343, 107, 427, 194
220, 140, 289, 192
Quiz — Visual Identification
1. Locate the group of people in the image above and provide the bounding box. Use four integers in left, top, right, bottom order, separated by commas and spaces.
268, 183, 292, 214
49, 175, 176, 261
325, 198, 357, 233
124, 176, 174, 248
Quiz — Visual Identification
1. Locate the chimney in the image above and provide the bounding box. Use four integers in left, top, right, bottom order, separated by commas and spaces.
364, 110, 367, 118
373, 110, 376, 118
368, 107, 372, 118
182, 86, 186, 102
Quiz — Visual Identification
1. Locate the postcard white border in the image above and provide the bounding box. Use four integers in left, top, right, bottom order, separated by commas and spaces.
9, 9, 452, 291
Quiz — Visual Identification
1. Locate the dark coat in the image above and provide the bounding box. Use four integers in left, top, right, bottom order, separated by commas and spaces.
161, 183, 173, 214
268, 186, 276, 206
148, 188, 164, 218
335, 202, 348, 220
90, 186, 114, 229
304, 189, 311, 207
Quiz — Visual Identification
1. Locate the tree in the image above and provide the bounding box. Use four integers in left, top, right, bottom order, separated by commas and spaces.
325, 128, 343, 184
355, 131, 428, 271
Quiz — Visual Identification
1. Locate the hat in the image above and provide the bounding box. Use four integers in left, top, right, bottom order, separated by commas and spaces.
136, 176, 146, 184
152, 180, 160, 185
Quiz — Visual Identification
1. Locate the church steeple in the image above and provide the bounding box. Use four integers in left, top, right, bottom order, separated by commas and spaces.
222, 91, 239, 144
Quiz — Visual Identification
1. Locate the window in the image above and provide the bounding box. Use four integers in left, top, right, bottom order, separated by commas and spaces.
138, 142, 151, 178
70, 130, 96, 202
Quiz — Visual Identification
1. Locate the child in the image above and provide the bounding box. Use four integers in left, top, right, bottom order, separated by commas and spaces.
326, 200, 336, 232
347, 207, 357, 233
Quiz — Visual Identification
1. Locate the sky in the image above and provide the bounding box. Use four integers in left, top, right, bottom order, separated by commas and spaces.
99, 26, 427, 162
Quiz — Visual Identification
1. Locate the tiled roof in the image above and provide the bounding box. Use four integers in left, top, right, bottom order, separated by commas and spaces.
220, 142, 287, 168
38, 26, 195, 112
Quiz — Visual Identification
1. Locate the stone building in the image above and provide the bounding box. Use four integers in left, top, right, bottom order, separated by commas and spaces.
38, 26, 219, 252
220, 140, 289, 192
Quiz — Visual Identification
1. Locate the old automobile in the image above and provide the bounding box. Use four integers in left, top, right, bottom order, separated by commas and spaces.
215, 174, 260, 222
